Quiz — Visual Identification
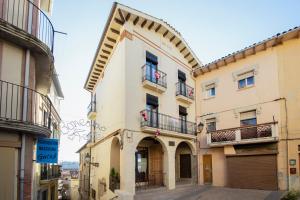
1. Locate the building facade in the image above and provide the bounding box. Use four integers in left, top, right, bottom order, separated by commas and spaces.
194, 27, 300, 191
82, 3, 201, 200
0, 0, 63, 199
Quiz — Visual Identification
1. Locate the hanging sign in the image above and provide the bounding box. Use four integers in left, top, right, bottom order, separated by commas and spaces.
36, 138, 59, 163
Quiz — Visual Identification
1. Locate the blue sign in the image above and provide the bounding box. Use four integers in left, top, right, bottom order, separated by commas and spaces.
36, 138, 58, 163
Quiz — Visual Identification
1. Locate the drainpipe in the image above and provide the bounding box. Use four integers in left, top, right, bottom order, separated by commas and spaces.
20, 49, 31, 200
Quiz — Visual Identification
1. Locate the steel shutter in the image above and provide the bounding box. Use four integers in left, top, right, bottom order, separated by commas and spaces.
226, 154, 278, 190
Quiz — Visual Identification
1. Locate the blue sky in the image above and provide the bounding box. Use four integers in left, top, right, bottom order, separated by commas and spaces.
52, 0, 300, 161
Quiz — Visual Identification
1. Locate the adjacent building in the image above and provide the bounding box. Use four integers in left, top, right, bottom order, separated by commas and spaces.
0, 0, 63, 199
82, 2, 201, 200
194, 27, 300, 191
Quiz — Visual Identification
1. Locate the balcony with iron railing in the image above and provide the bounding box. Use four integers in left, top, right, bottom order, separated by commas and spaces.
40, 164, 61, 181
206, 122, 278, 146
175, 82, 194, 104
140, 109, 196, 137
0, 79, 58, 136
87, 101, 96, 120
141, 64, 167, 93
0, 0, 54, 53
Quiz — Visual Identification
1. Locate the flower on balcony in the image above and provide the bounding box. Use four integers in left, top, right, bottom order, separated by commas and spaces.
188, 89, 194, 97
155, 129, 160, 137
155, 71, 160, 79
141, 111, 148, 121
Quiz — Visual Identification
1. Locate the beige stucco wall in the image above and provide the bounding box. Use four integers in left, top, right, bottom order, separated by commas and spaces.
276, 38, 300, 190
89, 21, 197, 199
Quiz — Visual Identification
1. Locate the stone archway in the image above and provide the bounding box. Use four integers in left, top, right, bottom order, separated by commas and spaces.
110, 137, 121, 192
175, 141, 196, 185
135, 137, 167, 190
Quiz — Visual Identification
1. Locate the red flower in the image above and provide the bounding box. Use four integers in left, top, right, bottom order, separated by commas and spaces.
141, 112, 148, 121
155, 71, 160, 79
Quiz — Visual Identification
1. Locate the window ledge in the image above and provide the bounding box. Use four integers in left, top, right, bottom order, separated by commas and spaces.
237, 85, 254, 91
203, 96, 216, 100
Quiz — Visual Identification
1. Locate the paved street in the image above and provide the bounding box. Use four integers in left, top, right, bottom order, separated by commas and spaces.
135, 185, 283, 200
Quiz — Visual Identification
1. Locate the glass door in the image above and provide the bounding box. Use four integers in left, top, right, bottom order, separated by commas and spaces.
135, 148, 148, 183
146, 104, 158, 128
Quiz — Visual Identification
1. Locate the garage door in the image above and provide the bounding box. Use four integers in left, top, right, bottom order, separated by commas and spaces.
227, 154, 277, 190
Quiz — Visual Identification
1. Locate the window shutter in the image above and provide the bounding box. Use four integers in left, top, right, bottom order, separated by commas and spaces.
146, 51, 158, 64
238, 70, 254, 80
205, 83, 215, 90
146, 94, 158, 106
179, 105, 187, 116
240, 110, 256, 120
178, 70, 186, 81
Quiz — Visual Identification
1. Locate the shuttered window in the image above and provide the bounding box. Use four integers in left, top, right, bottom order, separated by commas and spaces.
206, 118, 216, 132
240, 110, 257, 126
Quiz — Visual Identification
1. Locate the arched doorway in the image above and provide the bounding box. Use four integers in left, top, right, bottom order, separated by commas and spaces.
135, 137, 165, 190
110, 137, 120, 192
175, 142, 193, 185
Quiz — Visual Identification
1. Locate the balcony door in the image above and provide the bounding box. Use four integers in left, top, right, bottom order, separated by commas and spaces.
179, 106, 187, 133
146, 51, 158, 83
146, 94, 158, 128
178, 70, 186, 96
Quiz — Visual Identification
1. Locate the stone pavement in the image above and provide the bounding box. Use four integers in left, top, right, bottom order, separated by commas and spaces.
134, 184, 283, 200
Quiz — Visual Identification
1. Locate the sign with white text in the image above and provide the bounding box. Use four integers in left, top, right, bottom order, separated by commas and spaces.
36, 138, 58, 163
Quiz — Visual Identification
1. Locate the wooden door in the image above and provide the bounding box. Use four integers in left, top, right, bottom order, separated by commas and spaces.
203, 154, 212, 184
180, 154, 191, 178
149, 145, 163, 186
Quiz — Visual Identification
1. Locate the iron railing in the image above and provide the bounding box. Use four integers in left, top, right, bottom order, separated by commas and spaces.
140, 109, 196, 135
175, 82, 194, 100
40, 164, 61, 180
0, 79, 52, 129
142, 64, 167, 88
0, 0, 54, 52
210, 122, 275, 143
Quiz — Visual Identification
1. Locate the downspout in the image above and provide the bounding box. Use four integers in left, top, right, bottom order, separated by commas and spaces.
283, 98, 289, 191
20, 49, 31, 200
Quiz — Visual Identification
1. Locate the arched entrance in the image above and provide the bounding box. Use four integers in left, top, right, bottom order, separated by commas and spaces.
175, 142, 194, 185
110, 137, 120, 192
135, 137, 165, 190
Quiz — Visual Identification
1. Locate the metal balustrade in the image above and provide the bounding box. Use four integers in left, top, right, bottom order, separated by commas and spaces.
0, 0, 54, 52
140, 109, 196, 135
175, 82, 194, 100
141, 64, 167, 88
207, 122, 277, 146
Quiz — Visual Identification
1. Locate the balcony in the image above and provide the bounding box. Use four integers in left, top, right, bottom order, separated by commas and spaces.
175, 82, 194, 104
207, 122, 278, 147
0, 79, 57, 136
87, 101, 96, 120
40, 164, 61, 182
140, 109, 196, 138
0, 0, 54, 53
141, 64, 167, 93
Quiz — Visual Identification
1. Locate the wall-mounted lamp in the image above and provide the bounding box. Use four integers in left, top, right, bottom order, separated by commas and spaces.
197, 122, 204, 134
85, 153, 99, 167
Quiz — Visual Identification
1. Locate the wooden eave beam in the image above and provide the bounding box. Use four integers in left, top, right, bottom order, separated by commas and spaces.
114, 18, 124, 26
155, 24, 161, 32
184, 52, 190, 58
104, 43, 113, 49
100, 55, 108, 59
125, 13, 131, 21
118, 9, 125, 22
141, 19, 147, 28
176, 41, 182, 47
102, 49, 111, 55
163, 30, 169, 37
110, 28, 120, 35
188, 58, 194, 64
192, 63, 198, 68
180, 47, 186, 53
107, 37, 116, 43
215, 62, 219, 69
170, 35, 175, 42
98, 60, 106, 65
133, 16, 139, 25
148, 21, 154, 30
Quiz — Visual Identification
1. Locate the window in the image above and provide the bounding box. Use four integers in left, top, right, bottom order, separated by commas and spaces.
206, 118, 216, 132
205, 83, 216, 98
240, 110, 257, 139
179, 106, 187, 133
238, 71, 255, 89
240, 110, 257, 126
145, 51, 158, 83
146, 94, 159, 128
